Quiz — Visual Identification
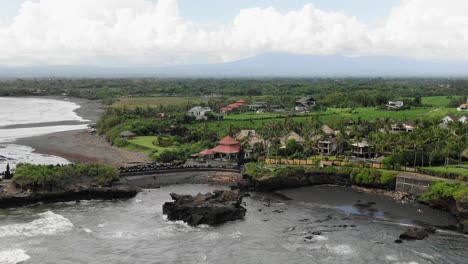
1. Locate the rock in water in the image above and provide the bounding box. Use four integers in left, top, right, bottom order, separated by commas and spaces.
399, 227, 435, 240
162, 190, 246, 226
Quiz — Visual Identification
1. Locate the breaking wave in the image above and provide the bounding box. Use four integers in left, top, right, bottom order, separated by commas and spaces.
0, 249, 31, 264
0, 211, 73, 238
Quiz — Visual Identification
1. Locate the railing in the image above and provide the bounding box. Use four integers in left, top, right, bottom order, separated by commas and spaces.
119, 163, 240, 176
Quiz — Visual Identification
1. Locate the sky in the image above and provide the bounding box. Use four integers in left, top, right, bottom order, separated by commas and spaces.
0, 0, 467, 66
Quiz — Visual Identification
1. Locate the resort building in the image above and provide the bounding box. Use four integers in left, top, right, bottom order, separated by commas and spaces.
280, 131, 306, 147
317, 138, 337, 155
220, 99, 246, 114
295, 96, 317, 111
236, 130, 267, 159
352, 141, 374, 157
459, 115, 468, 123
390, 121, 415, 133
457, 103, 468, 112
120, 130, 136, 139
209, 136, 241, 160
188, 106, 212, 120
442, 114, 460, 123
386, 101, 404, 110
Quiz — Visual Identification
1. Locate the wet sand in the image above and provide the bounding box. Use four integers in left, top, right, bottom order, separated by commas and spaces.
13, 96, 149, 167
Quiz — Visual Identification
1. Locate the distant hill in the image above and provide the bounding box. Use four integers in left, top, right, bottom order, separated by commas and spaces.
1, 53, 468, 78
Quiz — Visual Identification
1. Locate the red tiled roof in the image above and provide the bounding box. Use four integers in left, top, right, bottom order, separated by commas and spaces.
220, 107, 233, 111
210, 145, 240, 154
196, 149, 215, 156
227, 103, 242, 108
236, 99, 246, 103
219, 136, 239, 145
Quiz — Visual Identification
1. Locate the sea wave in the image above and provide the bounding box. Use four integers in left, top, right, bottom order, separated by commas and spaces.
0, 249, 31, 264
0, 211, 74, 238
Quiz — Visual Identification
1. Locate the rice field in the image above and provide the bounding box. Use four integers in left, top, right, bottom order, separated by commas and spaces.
112, 97, 209, 107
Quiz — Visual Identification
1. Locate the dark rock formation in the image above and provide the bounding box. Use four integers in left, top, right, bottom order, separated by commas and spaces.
422, 197, 468, 234
399, 227, 436, 240
162, 190, 246, 226
0, 184, 139, 208
237, 172, 352, 192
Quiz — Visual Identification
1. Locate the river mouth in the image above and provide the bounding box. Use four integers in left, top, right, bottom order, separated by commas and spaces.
0, 184, 466, 264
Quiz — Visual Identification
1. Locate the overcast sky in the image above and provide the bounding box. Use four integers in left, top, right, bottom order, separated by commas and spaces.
0, 0, 467, 66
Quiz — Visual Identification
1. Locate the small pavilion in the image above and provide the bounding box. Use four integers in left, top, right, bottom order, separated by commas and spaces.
209, 136, 241, 160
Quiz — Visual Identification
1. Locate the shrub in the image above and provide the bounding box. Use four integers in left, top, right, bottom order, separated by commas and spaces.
380, 171, 396, 185
13, 163, 119, 188
420, 182, 468, 203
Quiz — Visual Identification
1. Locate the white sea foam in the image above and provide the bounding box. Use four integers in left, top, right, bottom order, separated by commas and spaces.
0, 249, 31, 264
325, 244, 355, 255
0, 125, 88, 143
0, 144, 70, 171
0, 211, 73, 238
386, 255, 399, 261
230, 231, 242, 238
0, 97, 87, 127
82, 228, 93, 233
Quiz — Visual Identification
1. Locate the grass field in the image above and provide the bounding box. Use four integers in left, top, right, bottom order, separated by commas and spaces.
420, 96, 461, 107
113, 97, 209, 107
322, 107, 455, 122
187, 106, 458, 135
424, 164, 468, 177
126, 136, 177, 154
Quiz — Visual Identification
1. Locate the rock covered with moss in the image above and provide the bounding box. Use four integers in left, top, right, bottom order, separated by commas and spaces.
162, 190, 246, 226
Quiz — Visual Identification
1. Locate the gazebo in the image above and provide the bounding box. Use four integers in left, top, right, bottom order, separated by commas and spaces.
210, 136, 241, 160
192, 149, 215, 161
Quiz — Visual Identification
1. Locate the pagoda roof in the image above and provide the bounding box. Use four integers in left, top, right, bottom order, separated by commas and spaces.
210, 145, 240, 154
219, 136, 239, 146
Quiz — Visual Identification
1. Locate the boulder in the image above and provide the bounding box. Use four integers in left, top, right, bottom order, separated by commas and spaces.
399, 227, 436, 240
162, 190, 246, 226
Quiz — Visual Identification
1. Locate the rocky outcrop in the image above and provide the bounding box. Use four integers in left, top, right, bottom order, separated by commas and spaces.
399, 227, 436, 240
235, 172, 352, 192
422, 197, 468, 234
162, 190, 246, 226
0, 184, 139, 208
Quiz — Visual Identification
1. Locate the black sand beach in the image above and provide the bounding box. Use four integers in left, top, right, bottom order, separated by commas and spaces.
14, 96, 149, 167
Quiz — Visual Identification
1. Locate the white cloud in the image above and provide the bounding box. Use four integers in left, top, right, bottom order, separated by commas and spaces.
0, 0, 468, 66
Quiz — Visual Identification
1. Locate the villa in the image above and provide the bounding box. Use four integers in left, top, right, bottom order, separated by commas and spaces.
317, 138, 337, 156
457, 103, 468, 112
386, 101, 404, 110
295, 96, 317, 111
352, 141, 374, 157
188, 106, 212, 120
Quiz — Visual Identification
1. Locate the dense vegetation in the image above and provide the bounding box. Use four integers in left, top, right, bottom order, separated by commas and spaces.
1, 78, 466, 107
13, 163, 119, 190
419, 182, 468, 203
245, 163, 397, 188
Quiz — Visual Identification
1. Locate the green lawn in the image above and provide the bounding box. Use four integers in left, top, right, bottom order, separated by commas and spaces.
224, 113, 286, 120
187, 106, 456, 135
126, 136, 177, 154
421, 96, 460, 107
425, 164, 468, 177
322, 107, 454, 122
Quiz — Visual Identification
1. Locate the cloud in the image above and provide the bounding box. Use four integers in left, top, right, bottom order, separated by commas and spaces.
0, 0, 467, 66
372, 0, 468, 61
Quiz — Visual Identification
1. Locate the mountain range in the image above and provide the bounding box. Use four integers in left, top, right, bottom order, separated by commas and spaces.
1, 53, 467, 78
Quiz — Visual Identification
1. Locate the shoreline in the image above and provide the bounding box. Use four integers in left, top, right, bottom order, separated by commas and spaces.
7, 96, 149, 167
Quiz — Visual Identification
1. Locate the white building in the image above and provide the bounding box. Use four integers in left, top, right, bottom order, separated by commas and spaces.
188, 106, 212, 120
386, 101, 404, 110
